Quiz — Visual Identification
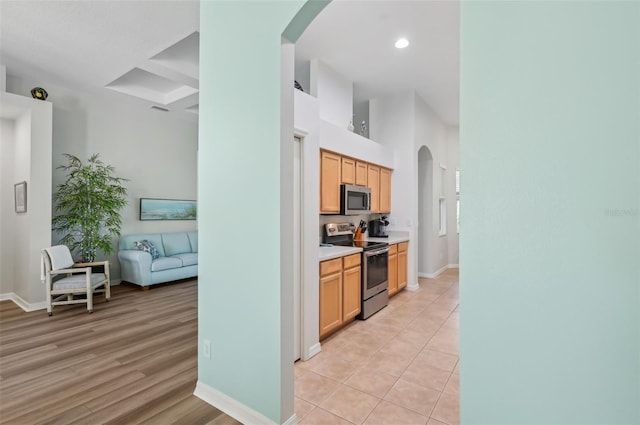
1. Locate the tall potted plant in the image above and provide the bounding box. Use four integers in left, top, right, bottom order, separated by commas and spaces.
53, 154, 128, 262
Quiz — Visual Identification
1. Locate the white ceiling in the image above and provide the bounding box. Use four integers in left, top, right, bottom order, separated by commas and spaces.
295, 0, 460, 126
0, 0, 458, 126
0, 0, 199, 120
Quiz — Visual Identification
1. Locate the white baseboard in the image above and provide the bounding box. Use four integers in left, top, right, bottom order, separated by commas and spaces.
194, 380, 292, 425
0, 292, 47, 312
0, 278, 123, 312
405, 282, 420, 291
419, 264, 459, 279
282, 414, 298, 425
307, 342, 322, 359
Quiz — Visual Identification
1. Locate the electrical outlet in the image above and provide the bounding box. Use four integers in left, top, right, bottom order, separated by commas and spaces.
203, 339, 211, 359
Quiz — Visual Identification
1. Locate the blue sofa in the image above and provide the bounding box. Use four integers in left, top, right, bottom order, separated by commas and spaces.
118, 231, 198, 287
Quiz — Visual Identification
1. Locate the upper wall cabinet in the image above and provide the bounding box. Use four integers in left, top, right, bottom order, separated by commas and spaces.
379, 167, 391, 213
367, 164, 380, 213
320, 151, 341, 213
341, 157, 356, 185
320, 149, 392, 214
355, 161, 368, 186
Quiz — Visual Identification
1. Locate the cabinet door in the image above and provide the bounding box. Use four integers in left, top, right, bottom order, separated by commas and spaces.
320, 151, 341, 213
320, 272, 342, 338
380, 168, 392, 213
388, 247, 398, 296
342, 265, 361, 321
367, 164, 380, 213
341, 157, 356, 185
355, 161, 368, 186
398, 247, 408, 290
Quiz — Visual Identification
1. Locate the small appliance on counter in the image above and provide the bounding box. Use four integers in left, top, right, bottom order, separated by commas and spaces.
324, 222, 389, 319
368, 216, 390, 237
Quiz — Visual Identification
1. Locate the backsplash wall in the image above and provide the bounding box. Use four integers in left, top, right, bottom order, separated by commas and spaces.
319, 213, 388, 240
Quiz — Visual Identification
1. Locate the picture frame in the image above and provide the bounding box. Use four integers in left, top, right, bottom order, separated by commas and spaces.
139, 198, 197, 221
14, 181, 27, 213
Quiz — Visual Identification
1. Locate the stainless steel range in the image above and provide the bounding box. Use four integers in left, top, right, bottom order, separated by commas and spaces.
324, 223, 389, 319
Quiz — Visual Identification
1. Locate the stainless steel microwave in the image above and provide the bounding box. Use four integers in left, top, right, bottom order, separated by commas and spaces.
340, 184, 371, 215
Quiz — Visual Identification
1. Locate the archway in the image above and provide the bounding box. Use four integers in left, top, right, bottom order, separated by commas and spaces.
417, 145, 434, 276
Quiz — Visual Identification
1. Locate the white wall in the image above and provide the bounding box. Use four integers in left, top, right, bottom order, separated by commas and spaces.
370, 91, 459, 280
446, 127, 459, 265
0, 118, 14, 295
293, 89, 321, 360
417, 146, 433, 274
310, 59, 353, 130
319, 120, 394, 169
6, 75, 198, 282
369, 92, 421, 288
414, 94, 457, 276
0, 91, 52, 308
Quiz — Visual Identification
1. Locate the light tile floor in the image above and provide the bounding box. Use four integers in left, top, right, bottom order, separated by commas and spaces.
295, 269, 459, 425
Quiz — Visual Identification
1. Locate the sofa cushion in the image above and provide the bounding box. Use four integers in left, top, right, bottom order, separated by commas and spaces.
120, 233, 166, 257
151, 257, 183, 272
187, 232, 198, 253
162, 233, 191, 256
134, 240, 160, 259
171, 253, 198, 267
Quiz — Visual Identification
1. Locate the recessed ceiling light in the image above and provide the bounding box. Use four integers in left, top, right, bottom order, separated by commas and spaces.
395, 38, 409, 49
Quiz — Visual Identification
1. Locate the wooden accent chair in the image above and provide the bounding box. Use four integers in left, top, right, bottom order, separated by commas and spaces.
41, 245, 110, 316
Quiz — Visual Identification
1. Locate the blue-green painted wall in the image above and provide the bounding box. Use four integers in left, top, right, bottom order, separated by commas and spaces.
198, 1, 307, 422
460, 1, 640, 423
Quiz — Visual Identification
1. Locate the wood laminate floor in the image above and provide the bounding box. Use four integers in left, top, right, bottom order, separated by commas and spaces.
0, 280, 240, 425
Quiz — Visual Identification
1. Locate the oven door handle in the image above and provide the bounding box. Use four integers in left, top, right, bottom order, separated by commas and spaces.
365, 247, 390, 257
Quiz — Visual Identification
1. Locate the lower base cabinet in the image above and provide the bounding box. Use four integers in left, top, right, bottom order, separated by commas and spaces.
388, 244, 398, 296
398, 242, 408, 290
319, 254, 361, 339
388, 241, 408, 296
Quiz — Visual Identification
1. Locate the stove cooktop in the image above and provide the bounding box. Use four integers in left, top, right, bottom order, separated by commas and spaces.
331, 240, 388, 251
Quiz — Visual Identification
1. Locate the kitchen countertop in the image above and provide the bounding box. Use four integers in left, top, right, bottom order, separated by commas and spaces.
319, 231, 410, 261
366, 231, 410, 245
319, 245, 362, 261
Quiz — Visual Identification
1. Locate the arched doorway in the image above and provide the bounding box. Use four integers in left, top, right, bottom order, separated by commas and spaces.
418, 145, 434, 276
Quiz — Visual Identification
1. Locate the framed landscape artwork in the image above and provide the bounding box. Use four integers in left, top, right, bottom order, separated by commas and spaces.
139, 198, 197, 221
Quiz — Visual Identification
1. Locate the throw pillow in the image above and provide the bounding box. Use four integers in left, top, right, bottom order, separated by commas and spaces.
134, 240, 160, 260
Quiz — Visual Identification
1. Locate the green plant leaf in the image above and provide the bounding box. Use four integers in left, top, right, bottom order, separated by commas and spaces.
53, 153, 129, 261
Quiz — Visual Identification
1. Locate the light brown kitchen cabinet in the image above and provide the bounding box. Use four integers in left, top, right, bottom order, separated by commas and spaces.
355, 161, 368, 186
320, 151, 341, 213
319, 258, 343, 338
398, 242, 408, 290
342, 254, 361, 321
319, 149, 392, 214
341, 157, 356, 185
380, 167, 392, 213
387, 242, 409, 296
367, 164, 380, 213
319, 254, 361, 339
387, 244, 398, 296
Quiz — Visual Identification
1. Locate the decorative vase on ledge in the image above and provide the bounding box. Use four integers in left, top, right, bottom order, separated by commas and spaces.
30, 87, 48, 100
